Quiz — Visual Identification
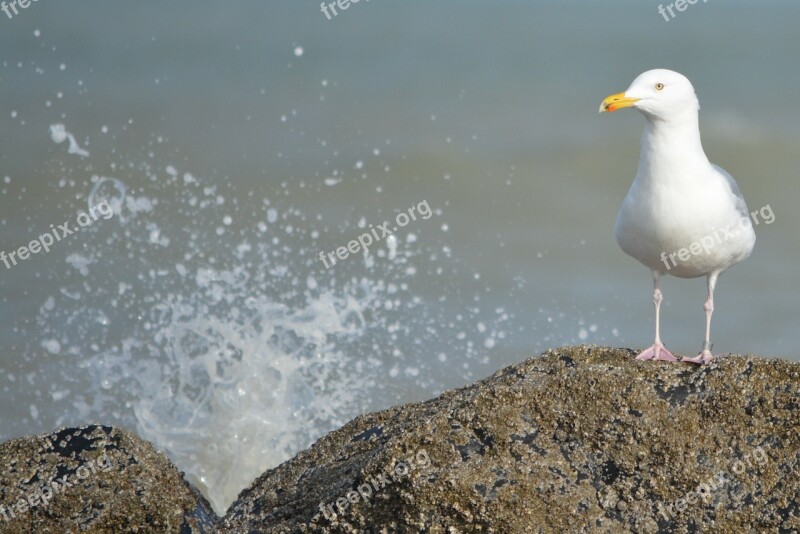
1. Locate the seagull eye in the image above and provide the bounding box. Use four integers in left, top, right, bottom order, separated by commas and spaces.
655, 83, 665, 91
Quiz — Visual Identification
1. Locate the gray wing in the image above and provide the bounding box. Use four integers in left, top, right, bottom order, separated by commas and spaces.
712, 164, 750, 220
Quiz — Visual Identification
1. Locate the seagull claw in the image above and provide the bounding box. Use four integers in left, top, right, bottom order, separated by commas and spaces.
681, 351, 715, 365
635, 344, 678, 362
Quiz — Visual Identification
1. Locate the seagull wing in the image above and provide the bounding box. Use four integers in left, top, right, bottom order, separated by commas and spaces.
712, 164, 750, 220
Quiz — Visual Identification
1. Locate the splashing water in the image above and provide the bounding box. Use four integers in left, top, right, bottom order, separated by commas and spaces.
25, 142, 509, 513
110, 290, 372, 511
49, 123, 90, 158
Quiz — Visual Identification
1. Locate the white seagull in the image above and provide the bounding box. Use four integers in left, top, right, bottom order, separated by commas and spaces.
599, 69, 755, 364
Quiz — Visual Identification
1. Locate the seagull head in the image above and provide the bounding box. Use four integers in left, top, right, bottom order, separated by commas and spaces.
599, 69, 699, 120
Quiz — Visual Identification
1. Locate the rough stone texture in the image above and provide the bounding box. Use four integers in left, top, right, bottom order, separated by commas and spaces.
2, 347, 799, 533
0, 424, 217, 533
221, 346, 800, 533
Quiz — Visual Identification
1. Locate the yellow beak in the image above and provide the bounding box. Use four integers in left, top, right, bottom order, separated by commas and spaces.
599, 92, 640, 113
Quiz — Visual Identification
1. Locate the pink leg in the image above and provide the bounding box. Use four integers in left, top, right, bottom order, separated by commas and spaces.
682, 272, 718, 365
636, 271, 677, 362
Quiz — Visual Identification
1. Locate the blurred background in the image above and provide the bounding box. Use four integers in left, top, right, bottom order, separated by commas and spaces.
0, 0, 797, 514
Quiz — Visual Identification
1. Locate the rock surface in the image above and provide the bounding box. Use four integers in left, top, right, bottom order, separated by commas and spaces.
0, 424, 216, 533
2, 347, 799, 533
221, 346, 800, 533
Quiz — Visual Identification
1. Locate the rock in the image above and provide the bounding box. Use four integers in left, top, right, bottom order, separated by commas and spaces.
2, 347, 798, 533
0, 424, 217, 533
221, 346, 800, 533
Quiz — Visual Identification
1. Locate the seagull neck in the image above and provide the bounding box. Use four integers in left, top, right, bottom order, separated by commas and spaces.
638, 111, 709, 176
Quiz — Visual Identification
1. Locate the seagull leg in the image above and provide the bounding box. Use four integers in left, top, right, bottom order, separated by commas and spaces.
682, 272, 719, 365
636, 271, 677, 362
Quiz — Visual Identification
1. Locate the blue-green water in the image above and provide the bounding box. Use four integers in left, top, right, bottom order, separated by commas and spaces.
1, 0, 798, 513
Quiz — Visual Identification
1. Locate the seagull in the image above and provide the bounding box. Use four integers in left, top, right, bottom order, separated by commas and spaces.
599, 69, 755, 365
